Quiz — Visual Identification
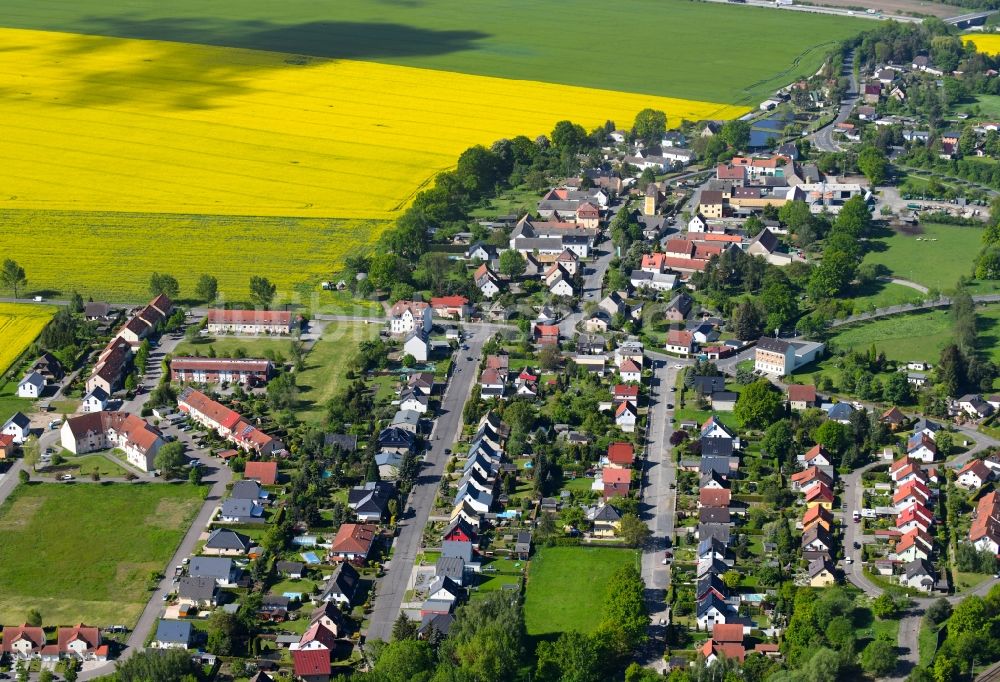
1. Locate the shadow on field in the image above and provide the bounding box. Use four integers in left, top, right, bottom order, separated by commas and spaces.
73, 16, 489, 61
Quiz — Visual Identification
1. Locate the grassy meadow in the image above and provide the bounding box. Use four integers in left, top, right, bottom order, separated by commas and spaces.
0, 303, 57, 375
523, 546, 639, 636
0, 483, 206, 626
295, 322, 380, 424
862, 223, 984, 291
0, 0, 865, 104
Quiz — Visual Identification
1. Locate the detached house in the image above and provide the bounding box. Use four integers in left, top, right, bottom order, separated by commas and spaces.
665, 329, 695, 356
16, 371, 46, 399
786, 384, 817, 410
2, 412, 31, 444
330, 523, 378, 563
2, 625, 46, 660
970, 490, 1000, 554
388, 300, 432, 335
475, 264, 501, 299
958, 459, 993, 490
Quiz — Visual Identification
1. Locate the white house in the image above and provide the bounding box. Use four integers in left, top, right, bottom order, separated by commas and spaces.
696, 595, 732, 630
16, 372, 46, 399
619, 360, 642, 383
615, 402, 637, 433
81, 387, 109, 413
2, 412, 31, 444
958, 460, 992, 490
404, 330, 430, 363
388, 301, 432, 335
61, 411, 164, 472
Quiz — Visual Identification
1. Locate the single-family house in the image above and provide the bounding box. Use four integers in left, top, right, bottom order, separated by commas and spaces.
203, 528, 253, 556
17, 371, 46, 399
329, 523, 378, 562
403, 329, 430, 363
808, 558, 836, 587
320, 562, 360, 607
151, 620, 193, 649
787, 384, 817, 410
190, 557, 241, 587
2, 412, 30, 444
900, 559, 936, 593
958, 459, 993, 490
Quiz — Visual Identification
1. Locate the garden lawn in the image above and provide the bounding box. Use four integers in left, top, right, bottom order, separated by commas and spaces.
862, 223, 985, 291
844, 281, 926, 314
0, 482, 206, 626
173, 336, 301, 359
0, 380, 31, 426
295, 322, 380, 424
827, 310, 954, 364
524, 546, 639, 636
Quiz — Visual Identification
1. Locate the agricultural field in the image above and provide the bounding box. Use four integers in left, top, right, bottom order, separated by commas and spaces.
0, 303, 57, 375
523, 546, 639, 636
964, 33, 1000, 56
0, 482, 205, 626
862, 223, 983, 291
0, 210, 387, 302
0, 0, 865, 104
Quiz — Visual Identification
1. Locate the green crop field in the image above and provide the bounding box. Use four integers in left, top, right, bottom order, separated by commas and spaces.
862, 223, 984, 291
0, 482, 206, 626
524, 546, 639, 636
1, 0, 864, 106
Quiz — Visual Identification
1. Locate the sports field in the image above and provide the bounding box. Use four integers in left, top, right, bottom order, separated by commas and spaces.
523, 546, 639, 636
0, 303, 57, 375
0, 483, 205, 626
862, 223, 983, 291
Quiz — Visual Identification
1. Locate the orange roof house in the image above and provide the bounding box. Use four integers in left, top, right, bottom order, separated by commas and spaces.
243, 461, 278, 486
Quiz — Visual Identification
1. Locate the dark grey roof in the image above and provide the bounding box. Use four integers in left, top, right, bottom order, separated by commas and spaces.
348, 481, 396, 517
324, 434, 358, 451
418, 613, 454, 636
700, 437, 733, 458
757, 336, 791, 353
699, 456, 733, 476
691, 376, 727, 395
696, 572, 729, 599
276, 561, 304, 574
4, 412, 30, 429
221, 498, 258, 518
712, 391, 738, 402
435, 556, 465, 581
378, 427, 416, 448
231, 479, 263, 500
204, 529, 252, 552
698, 523, 731, 544
154, 620, 192, 644
442, 540, 474, 562
189, 557, 235, 581
696, 593, 729, 617
179, 576, 218, 601
699, 508, 731, 524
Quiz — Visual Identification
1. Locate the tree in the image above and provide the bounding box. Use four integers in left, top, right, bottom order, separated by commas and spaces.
189, 466, 203, 485
26, 608, 42, 627
551, 120, 587, 151
719, 119, 751, 151
195, 274, 218, 302
392, 612, 418, 641
731, 299, 764, 341
825, 615, 856, 654
632, 108, 667, 143
926, 597, 952, 625
872, 592, 901, 619
148, 272, 179, 299
536, 632, 604, 682
734, 379, 784, 429
778, 200, 813, 234
934, 655, 961, 682
858, 145, 889, 185
598, 564, 647, 655
154, 441, 187, 475
808, 250, 856, 299
18, 469, 29, 485
373, 638, 435, 681
761, 419, 795, 464
0, 258, 27, 298
63, 659, 79, 682
936, 431, 954, 457
861, 639, 898, 677
498, 250, 526, 278
813, 419, 849, 454
114, 649, 200, 682
249, 275, 277, 307
619, 513, 651, 547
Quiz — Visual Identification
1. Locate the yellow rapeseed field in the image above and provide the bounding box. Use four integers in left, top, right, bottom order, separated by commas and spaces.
963, 34, 1000, 55
0, 28, 748, 220
0, 303, 57, 375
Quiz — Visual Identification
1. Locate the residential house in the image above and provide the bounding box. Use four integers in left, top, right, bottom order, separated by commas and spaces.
804, 482, 834, 509
808, 558, 836, 587
959, 394, 994, 420
178, 388, 283, 456
178, 576, 220, 609
60, 411, 164, 472
81, 387, 109, 413
84, 302, 113, 321
881, 406, 907, 430
802, 526, 832, 554
790, 467, 832, 494
664, 293, 693, 322
787, 384, 817, 410
403, 329, 430, 363
170, 357, 273, 385
320, 562, 360, 606
292, 649, 331, 682
465, 242, 499, 265
244, 460, 279, 486
606, 442, 635, 468
895, 529, 933, 563
474, 264, 501, 299
203, 528, 253, 556
619, 359, 642, 383
17, 371, 45, 399
615, 401, 637, 433
900, 559, 936, 593
696, 594, 733, 630
56, 625, 106, 661
893, 480, 931, 511
958, 459, 993, 490
219, 498, 263, 524
190, 557, 241, 587
825, 402, 855, 424
2, 412, 31, 444
430, 295, 471, 320
329, 523, 378, 562
907, 433, 937, 463
588, 503, 622, 537
277, 561, 305, 579
1, 625, 46, 660
897, 504, 934, 534
533, 324, 560, 346
206, 309, 293, 336
802, 505, 834, 533
665, 329, 695, 356
388, 301, 432, 335
970, 490, 1000, 554
348, 481, 396, 523
0, 434, 16, 459
151, 620, 193, 649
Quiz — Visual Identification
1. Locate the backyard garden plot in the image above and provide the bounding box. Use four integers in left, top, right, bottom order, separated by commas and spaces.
523, 546, 639, 636
0, 303, 57, 375
0, 483, 206, 626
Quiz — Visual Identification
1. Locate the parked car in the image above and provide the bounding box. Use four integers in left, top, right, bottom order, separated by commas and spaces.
59, 474, 74, 481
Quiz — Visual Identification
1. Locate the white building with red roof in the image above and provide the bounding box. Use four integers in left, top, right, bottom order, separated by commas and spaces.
61, 411, 164, 472
206, 309, 293, 336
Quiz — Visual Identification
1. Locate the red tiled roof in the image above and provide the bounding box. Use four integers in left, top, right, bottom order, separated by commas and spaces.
331, 523, 377, 556
614, 384, 639, 398
805, 482, 833, 503
603, 481, 630, 499
712, 623, 744, 644
787, 384, 816, 403
243, 461, 278, 486
619, 359, 642, 375
2, 625, 45, 653
603, 467, 631, 485
700, 488, 732, 508
57, 625, 101, 653
293, 649, 331, 677
607, 442, 635, 465
170, 357, 272, 373
666, 330, 694, 347
430, 296, 469, 308
178, 388, 242, 430
802, 505, 833, 526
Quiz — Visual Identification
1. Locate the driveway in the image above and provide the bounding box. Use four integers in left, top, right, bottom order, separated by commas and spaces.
365, 331, 486, 642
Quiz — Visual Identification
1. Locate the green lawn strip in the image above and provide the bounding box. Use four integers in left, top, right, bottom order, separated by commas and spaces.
295, 322, 379, 423
0, 482, 206, 626
919, 622, 942, 668
173, 336, 300, 359
843, 281, 926, 314
0, 0, 865, 105
862, 223, 984, 292
0, 379, 31, 425
39, 452, 131, 479
523, 546, 639, 636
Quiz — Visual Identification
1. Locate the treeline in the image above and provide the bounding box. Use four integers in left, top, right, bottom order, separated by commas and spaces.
909, 585, 1000, 681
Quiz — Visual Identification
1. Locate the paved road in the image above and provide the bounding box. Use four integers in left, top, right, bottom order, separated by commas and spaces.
558, 235, 616, 337
0, 459, 25, 507
77, 456, 233, 680
638, 360, 679, 669
828, 294, 1000, 328
810, 50, 857, 153
840, 461, 883, 596
365, 331, 486, 642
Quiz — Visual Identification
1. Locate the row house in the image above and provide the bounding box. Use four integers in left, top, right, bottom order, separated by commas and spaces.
206, 309, 293, 336
170, 357, 274, 385
118, 294, 174, 346
1, 624, 107, 662
177, 387, 283, 456
509, 215, 595, 260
